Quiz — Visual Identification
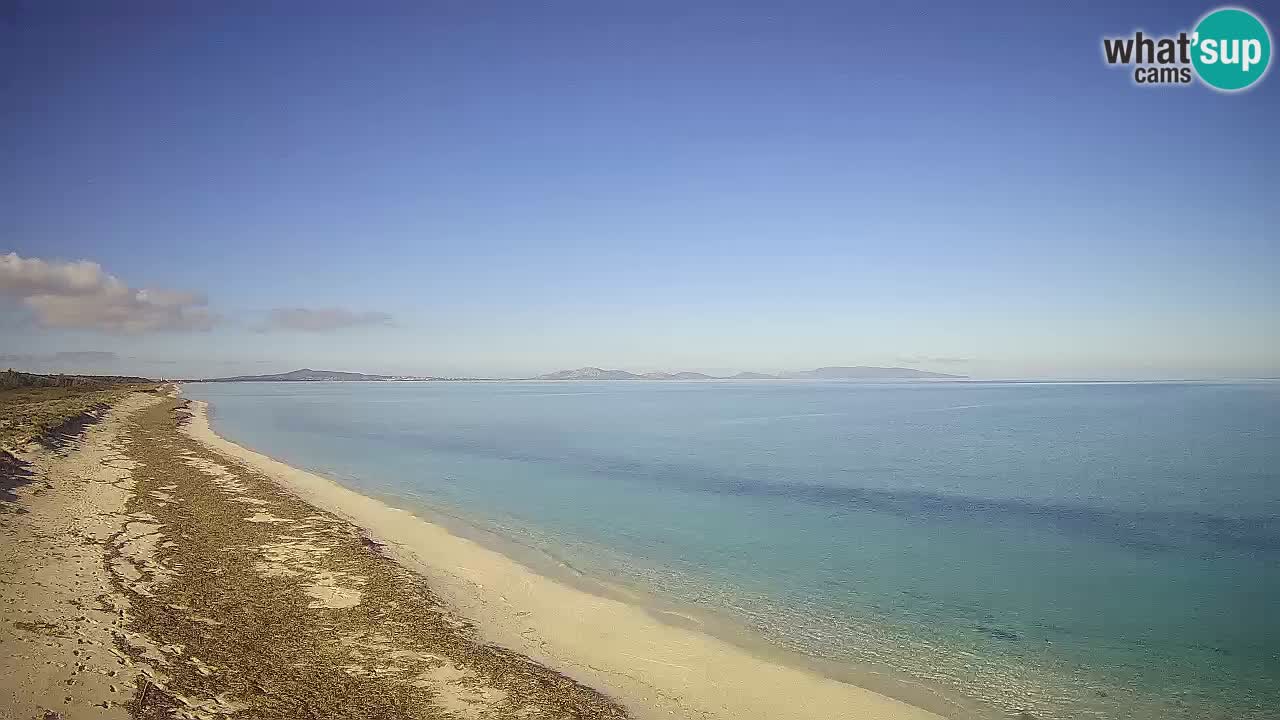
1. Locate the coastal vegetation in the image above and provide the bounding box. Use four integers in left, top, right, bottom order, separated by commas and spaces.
0, 369, 157, 448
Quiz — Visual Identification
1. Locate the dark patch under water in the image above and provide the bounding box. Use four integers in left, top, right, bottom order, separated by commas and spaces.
299, 411, 1280, 556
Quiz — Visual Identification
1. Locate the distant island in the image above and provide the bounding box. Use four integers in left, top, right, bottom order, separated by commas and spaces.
534, 366, 965, 380
193, 365, 966, 383
197, 368, 436, 382
537, 368, 721, 381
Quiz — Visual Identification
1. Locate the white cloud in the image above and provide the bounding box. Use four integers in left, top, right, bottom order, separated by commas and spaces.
0, 252, 216, 333
260, 307, 393, 332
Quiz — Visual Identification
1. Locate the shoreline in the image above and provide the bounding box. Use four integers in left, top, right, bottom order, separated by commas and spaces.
4, 391, 637, 718
182, 396, 969, 720
332, 480, 987, 720
399, 498, 988, 720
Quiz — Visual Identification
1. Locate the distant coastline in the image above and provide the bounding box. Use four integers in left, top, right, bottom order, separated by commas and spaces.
194, 365, 966, 382
195, 368, 440, 382
534, 365, 965, 380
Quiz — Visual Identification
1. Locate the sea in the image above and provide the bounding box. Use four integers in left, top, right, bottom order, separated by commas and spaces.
180, 380, 1280, 720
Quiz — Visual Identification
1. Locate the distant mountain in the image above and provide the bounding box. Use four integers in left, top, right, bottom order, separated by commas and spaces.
781, 366, 964, 380
536, 367, 642, 380
198, 368, 431, 382
535, 366, 965, 380
640, 371, 717, 380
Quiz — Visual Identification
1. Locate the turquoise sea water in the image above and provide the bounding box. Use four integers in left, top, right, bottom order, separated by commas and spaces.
182, 380, 1280, 719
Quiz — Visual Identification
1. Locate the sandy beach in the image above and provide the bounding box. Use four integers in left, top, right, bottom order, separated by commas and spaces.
2, 390, 953, 719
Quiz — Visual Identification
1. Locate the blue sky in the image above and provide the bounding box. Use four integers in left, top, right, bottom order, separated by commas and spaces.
2, 1, 1277, 378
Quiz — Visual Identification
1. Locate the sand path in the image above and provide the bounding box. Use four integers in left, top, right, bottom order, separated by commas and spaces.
1, 392, 163, 719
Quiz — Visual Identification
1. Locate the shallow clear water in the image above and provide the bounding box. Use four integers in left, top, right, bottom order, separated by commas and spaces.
182, 380, 1280, 719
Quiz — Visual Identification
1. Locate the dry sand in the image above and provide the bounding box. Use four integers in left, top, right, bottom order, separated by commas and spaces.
182, 399, 951, 720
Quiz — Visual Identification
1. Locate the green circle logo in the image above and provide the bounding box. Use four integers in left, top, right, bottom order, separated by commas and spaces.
1192, 7, 1272, 91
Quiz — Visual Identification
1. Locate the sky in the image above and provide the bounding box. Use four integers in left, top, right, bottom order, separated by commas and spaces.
2, 0, 1277, 379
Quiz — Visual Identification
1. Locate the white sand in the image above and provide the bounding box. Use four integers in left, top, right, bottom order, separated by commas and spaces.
182, 399, 951, 720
